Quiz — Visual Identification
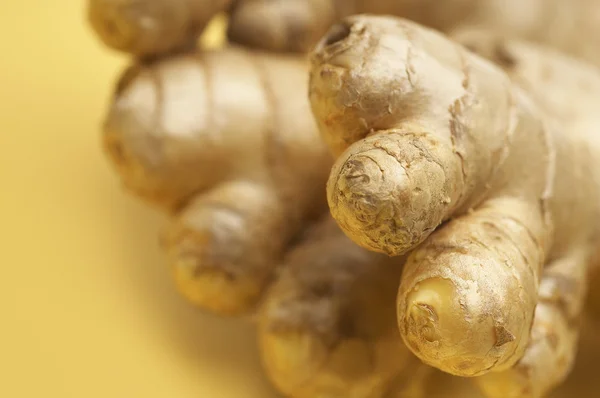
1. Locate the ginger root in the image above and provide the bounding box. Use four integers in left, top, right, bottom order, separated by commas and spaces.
259, 215, 415, 398
453, 30, 600, 397
103, 46, 425, 398
101, 39, 436, 398
227, 0, 477, 53
88, 0, 232, 57
309, 15, 600, 397
227, 0, 600, 69
103, 47, 331, 314
97, 14, 430, 393
91, 4, 600, 397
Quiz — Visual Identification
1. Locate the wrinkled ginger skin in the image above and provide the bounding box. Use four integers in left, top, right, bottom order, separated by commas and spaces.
309, 15, 600, 382
398, 199, 545, 376
259, 216, 413, 398
104, 47, 332, 314
450, 29, 600, 261
101, 42, 425, 397
310, 16, 554, 258
88, 0, 232, 57
454, 32, 600, 398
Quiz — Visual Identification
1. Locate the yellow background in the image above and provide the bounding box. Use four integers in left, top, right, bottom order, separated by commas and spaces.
0, 3, 276, 397
1, 2, 599, 398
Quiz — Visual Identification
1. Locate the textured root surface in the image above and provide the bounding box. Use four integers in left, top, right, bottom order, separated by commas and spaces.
259, 216, 411, 398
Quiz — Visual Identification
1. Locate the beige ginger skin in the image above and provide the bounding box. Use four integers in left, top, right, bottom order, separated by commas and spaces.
92, 6, 600, 397
88, 0, 232, 57
227, 0, 600, 68
88, 0, 600, 66
227, 0, 475, 53
101, 41, 427, 398
309, 14, 600, 395
259, 215, 416, 398
102, 45, 429, 398
454, 30, 600, 397
400, 315, 600, 398
103, 36, 432, 398
103, 47, 331, 314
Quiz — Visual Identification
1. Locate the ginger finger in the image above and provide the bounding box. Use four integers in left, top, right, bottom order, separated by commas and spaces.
475, 249, 590, 398
450, 0, 600, 68
397, 198, 546, 376
310, 16, 554, 256
455, 27, 600, 323
88, 0, 231, 58
103, 47, 331, 313
227, 0, 477, 54
451, 28, 600, 127
163, 180, 288, 314
228, 0, 600, 68
259, 216, 412, 398
227, 0, 343, 54
449, 31, 600, 398
309, 15, 600, 377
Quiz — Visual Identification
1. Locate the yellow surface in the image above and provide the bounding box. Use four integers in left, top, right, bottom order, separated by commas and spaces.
0, 3, 276, 398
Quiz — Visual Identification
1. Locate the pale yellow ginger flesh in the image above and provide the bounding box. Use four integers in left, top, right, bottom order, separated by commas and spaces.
88, 0, 231, 57
259, 216, 414, 398
309, 15, 600, 387
103, 47, 331, 314
227, 0, 600, 68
